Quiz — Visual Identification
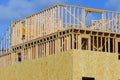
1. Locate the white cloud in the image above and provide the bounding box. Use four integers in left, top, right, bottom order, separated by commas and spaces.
0, 0, 67, 21
0, 0, 67, 38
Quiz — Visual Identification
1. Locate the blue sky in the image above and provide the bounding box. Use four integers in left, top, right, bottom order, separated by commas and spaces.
0, 0, 119, 38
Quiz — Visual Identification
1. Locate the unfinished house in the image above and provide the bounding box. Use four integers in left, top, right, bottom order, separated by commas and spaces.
0, 4, 120, 80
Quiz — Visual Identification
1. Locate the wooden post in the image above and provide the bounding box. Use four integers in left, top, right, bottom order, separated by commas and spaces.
66, 35, 69, 50
69, 7, 72, 28
40, 13, 41, 37
77, 8, 79, 28
36, 45, 38, 59
28, 47, 31, 60
115, 14, 118, 32
49, 41, 51, 55
58, 38, 61, 53
115, 38, 118, 53
55, 39, 57, 54
35, 15, 37, 39
102, 12, 105, 30
46, 42, 49, 56
53, 40, 55, 54
101, 37, 103, 52
44, 11, 46, 36
30, 47, 32, 60
44, 43, 46, 56
15, 23, 17, 45
27, 18, 29, 41
78, 34, 81, 50
21, 49, 24, 62
108, 12, 110, 31
108, 37, 110, 52
82, 8, 86, 28
93, 36, 94, 51
62, 37, 64, 51
113, 38, 115, 53
52, 8, 54, 33
73, 8, 76, 28
40, 44, 42, 57
15, 52, 18, 64
57, 5, 61, 30
89, 36, 91, 50
61, 37, 63, 52
72, 34, 74, 49
65, 7, 67, 29
112, 13, 114, 32
97, 36, 98, 51
105, 37, 107, 52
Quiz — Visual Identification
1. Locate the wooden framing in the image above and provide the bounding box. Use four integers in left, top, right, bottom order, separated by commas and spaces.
0, 4, 120, 67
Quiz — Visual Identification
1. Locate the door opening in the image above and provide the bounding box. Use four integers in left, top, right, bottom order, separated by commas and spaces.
82, 77, 95, 80
118, 42, 120, 54
18, 53, 22, 63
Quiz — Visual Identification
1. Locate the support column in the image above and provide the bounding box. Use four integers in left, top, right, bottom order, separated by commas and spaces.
21, 49, 24, 62
57, 38, 61, 53
28, 48, 30, 60
93, 36, 94, 51
62, 37, 64, 51
78, 34, 81, 50
82, 8, 86, 28
30, 47, 32, 60
53, 40, 55, 54
36, 45, 38, 59
97, 36, 98, 51
101, 37, 102, 52
44, 43, 46, 56
108, 37, 110, 52
113, 38, 115, 53
67, 35, 69, 50
64, 36, 67, 51
46, 42, 49, 56
88, 36, 91, 50
40, 44, 42, 57
61, 37, 63, 52
115, 38, 118, 53
38, 45, 40, 58
15, 52, 18, 64
105, 37, 107, 52
49, 41, 51, 55
72, 34, 74, 49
